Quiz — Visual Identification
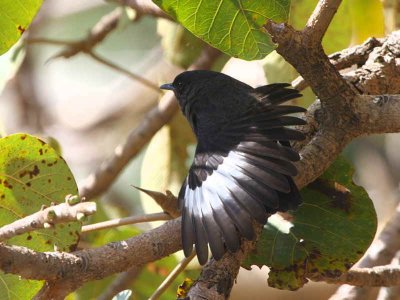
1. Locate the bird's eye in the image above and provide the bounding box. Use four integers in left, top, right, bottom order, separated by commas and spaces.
176, 81, 183, 88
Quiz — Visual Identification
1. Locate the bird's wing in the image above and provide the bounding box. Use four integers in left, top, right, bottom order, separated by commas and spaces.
179, 84, 306, 265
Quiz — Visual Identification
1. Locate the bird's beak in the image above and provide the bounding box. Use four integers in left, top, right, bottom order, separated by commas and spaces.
160, 83, 174, 90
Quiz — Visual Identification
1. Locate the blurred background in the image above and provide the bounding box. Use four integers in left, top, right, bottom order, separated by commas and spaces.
0, 0, 398, 299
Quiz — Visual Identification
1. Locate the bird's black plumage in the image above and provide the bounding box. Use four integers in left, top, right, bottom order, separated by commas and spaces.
160, 70, 306, 265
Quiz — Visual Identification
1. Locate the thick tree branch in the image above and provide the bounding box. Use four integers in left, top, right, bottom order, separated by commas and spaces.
292, 37, 383, 91
0, 219, 181, 290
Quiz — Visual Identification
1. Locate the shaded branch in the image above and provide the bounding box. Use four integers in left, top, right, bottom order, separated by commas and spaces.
27, 7, 122, 57
27, 7, 160, 92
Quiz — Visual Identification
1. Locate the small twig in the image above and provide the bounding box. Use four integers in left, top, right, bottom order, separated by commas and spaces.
81, 212, 172, 233
26, 7, 160, 91
97, 265, 142, 300
25, 37, 75, 46
311, 265, 400, 287
0, 200, 96, 242
27, 7, 122, 57
149, 251, 196, 300
88, 51, 160, 92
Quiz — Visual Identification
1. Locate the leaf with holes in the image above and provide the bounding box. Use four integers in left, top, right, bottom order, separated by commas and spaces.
0, 133, 80, 298
0, 0, 43, 55
243, 156, 377, 290
152, 0, 291, 60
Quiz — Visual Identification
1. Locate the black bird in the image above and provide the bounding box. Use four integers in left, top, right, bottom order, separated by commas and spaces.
160, 70, 306, 265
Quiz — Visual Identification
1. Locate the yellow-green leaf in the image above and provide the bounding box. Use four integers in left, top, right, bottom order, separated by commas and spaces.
0, 0, 43, 55
0, 133, 80, 299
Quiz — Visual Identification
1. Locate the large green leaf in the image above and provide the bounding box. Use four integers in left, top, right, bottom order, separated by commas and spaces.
153, 0, 291, 60
243, 157, 377, 290
0, 0, 43, 55
0, 134, 80, 299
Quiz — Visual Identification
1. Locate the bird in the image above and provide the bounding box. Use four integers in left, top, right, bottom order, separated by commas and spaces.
160, 70, 306, 265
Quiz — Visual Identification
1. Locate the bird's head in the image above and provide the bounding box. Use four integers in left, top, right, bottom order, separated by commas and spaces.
160, 70, 222, 108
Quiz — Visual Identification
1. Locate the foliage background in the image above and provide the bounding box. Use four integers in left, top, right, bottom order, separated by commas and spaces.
0, 0, 398, 299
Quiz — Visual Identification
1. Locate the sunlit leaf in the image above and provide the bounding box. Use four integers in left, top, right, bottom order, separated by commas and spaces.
153, 0, 291, 60
0, 0, 43, 55
243, 157, 377, 290
0, 133, 80, 299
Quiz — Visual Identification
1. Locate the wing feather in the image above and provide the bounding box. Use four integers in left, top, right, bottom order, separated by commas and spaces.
179, 82, 305, 264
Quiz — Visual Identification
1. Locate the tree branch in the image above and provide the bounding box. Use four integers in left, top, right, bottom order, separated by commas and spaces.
304, 0, 343, 41
0, 201, 96, 242
292, 37, 383, 91
81, 212, 171, 233
311, 265, 400, 287
0, 219, 181, 294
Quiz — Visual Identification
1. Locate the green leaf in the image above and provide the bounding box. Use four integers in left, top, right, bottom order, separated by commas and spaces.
0, 0, 43, 55
243, 156, 377, 290
152, 0, 291, 60
0, 133, 80, 299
